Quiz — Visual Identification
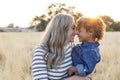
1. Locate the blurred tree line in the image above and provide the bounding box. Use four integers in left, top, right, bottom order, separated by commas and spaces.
30, 3, 120, 32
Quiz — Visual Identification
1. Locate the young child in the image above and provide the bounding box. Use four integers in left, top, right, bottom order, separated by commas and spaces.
68, 17, 106, 78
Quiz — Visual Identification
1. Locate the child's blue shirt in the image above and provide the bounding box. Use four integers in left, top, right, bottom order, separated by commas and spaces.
72, 42, 101, 76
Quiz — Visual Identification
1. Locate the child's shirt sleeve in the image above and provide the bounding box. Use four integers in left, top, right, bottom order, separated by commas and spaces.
81, 48, 101, 75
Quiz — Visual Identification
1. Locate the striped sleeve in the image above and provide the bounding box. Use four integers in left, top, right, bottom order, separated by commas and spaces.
32, 45, 48, 80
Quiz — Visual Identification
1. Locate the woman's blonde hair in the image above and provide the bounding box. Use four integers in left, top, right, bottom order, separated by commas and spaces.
76, 17, 106, 41
41, 13, 74, 68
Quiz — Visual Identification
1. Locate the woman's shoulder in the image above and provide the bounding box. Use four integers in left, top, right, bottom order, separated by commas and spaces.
34, 44, 48, 55
34, 44, 47, 51
34, 44, 42, 51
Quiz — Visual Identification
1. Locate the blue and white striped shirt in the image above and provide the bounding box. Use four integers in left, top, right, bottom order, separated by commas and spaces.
32, 44, 73, 80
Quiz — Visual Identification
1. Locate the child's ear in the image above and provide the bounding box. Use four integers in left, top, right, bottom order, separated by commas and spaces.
89, 32, 93, 36
88, 31, 94, 38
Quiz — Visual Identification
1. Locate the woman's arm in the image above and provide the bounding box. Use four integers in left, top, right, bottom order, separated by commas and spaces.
32, 46, 48, 80
67, 75, 90, 80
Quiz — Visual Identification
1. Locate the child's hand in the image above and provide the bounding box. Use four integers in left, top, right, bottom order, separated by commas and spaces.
67, 66, 76, 76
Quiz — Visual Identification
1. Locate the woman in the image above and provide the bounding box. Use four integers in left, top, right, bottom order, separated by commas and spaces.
32, 13, 90, 80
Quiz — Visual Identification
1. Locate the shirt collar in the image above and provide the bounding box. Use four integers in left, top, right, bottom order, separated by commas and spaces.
81, 42, 99, 48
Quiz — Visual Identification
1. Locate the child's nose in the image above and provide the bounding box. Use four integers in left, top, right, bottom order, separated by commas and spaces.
74, 30, 79, 35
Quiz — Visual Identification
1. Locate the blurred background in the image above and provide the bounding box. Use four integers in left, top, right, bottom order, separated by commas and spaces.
0, 0, 120, 80
0, 0, 120, 32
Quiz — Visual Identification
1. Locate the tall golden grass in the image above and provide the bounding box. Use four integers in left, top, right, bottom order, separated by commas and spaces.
0, 32, 120, 80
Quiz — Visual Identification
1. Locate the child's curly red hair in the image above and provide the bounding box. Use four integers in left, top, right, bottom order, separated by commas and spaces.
76, 17, 106, 41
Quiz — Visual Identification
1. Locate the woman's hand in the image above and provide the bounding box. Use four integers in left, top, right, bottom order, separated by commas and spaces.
67, 67, 96, 80
67, 68, 96, 80
67, 66, 76, 76
67, 75, 91, 80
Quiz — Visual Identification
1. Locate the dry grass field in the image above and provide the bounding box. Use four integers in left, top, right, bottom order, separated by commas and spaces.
0, 32, 120, 80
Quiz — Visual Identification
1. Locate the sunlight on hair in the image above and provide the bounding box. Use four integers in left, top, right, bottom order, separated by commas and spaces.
84, 14, 99, 18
